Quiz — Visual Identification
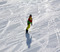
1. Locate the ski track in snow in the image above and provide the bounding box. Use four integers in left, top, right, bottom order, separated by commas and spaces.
0, 0, 60, 52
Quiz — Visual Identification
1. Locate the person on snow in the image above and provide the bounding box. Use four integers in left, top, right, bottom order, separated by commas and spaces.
26, 14, 32, 33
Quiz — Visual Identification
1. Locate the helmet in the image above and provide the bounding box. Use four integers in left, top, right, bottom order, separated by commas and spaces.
29, 14, 32, 17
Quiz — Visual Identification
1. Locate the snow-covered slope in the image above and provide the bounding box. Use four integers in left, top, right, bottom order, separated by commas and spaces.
0, 0, 60, 52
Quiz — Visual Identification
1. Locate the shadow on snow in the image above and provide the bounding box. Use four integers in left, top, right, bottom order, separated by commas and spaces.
25, 33, 32, 48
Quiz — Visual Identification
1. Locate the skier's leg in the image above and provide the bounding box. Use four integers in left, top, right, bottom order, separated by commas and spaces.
26, 25, 28, 33
26, 24, 30, 30
26, 24, 30, 33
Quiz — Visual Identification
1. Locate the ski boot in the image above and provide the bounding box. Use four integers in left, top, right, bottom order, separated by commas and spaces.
26, 29, 28, 34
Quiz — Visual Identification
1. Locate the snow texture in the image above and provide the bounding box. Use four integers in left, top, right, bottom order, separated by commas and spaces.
0, 0, 60, 52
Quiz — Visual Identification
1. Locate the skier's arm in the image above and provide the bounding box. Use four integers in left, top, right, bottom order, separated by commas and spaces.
31, 18, 33, 25
31, 22, 32, 25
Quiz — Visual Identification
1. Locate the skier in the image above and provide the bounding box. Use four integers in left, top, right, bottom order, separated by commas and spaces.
26, 14, 32, 33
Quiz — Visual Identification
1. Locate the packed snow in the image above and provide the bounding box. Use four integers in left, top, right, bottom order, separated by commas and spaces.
0, 0, 60, 52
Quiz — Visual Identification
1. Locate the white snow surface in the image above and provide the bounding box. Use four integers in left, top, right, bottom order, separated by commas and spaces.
0, 0, 60, 52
